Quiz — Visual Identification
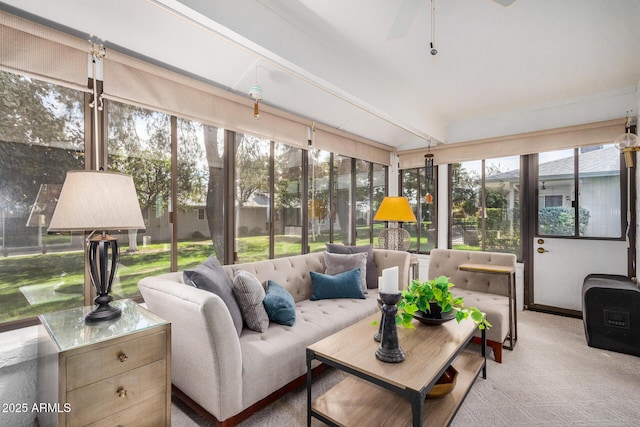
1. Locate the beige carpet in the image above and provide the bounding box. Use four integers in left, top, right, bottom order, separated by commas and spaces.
172, 310, 640, 426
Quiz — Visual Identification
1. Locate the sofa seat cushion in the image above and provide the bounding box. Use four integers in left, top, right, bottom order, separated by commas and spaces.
239, 291, 380, 409
452, 289, 509, 344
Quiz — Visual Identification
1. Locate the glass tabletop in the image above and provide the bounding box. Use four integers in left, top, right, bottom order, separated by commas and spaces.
39, 299, 168, 352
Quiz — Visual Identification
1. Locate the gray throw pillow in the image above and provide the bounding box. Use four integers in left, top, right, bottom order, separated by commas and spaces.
183, 256, 243, 337
232, 270, 269, 333
323, 251, 368, 294
326, 243, 378, 289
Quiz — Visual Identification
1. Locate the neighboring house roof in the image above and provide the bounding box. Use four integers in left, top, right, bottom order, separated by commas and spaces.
486, 146, 621, 183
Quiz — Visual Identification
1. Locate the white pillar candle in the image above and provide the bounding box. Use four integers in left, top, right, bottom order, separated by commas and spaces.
380, 266, 399, 294
378, 276, 384, 292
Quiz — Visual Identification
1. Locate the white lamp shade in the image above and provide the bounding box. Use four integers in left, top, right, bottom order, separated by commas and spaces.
48, 170, 146, 232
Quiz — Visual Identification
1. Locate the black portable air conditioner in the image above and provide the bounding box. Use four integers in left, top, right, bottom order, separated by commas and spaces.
582, 274, 640, 357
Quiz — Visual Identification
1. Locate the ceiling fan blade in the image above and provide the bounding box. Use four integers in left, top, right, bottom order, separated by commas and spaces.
492, 0, 516, 6
387, 0, 421, 40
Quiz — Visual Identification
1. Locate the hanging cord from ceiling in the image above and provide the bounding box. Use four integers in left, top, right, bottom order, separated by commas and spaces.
430, 0, 437, 55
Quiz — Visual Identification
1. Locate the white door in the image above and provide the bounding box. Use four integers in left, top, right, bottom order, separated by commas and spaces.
533, 237, 627, 311
532, 145, 628, 312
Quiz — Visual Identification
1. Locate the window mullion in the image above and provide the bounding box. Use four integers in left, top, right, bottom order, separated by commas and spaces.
574, 148, 579, 238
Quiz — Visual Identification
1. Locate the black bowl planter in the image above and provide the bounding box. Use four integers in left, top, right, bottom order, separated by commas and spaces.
413, 302, 456, 325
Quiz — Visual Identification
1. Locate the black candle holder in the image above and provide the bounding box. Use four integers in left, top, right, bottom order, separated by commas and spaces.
375, 292, 405, 363
373, 296, 382, 342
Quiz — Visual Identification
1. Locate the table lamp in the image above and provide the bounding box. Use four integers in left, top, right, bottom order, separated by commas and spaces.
373, 196, 417, 251
48, 170, 145, 322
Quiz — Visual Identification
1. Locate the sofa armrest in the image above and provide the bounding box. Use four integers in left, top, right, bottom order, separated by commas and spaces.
373, 249, 411, 289
137, 275, 243, 421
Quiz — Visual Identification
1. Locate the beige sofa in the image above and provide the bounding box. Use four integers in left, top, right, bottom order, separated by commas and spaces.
427, 248, 517, 363
137, 249, 410, 426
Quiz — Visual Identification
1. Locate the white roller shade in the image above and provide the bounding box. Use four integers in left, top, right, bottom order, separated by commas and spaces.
398, 119, 626, 169
103, 48, 392, 165
0, 10, 89, 92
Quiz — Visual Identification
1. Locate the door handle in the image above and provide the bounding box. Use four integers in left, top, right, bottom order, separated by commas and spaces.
537, 247, 548, 254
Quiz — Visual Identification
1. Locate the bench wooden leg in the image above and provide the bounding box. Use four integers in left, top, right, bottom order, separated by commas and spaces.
489, 340, 503, 363
472, 337, 503, 363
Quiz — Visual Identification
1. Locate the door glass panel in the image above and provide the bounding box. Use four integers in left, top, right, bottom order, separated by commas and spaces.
538, 149, 575, 236
578, 144, 622, 238
355, 159, 371, 246
235, 133, 270, 263
0, 71, 85, 323
274, 143, 302, 258
108, 101, 171, 299
333, 155, 352, 245
176, 120, 224, 268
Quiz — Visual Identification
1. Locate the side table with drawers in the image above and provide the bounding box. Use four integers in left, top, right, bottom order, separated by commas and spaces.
37, 299, 171, 427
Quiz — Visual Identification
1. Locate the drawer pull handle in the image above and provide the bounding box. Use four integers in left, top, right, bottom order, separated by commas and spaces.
117, 387, 128, 398
117, 352, 128, 363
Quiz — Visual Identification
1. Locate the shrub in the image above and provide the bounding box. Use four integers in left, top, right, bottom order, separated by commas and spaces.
539, 206, 590, 235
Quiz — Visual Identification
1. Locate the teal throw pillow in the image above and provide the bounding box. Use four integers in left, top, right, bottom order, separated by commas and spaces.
263, 281, 296, 326
309, 268, 366, 300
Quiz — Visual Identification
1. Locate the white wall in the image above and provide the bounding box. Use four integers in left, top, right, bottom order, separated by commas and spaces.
0, 326, 38, 427
446, 86, 638, 144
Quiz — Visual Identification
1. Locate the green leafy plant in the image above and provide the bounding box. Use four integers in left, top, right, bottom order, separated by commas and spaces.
397, 276, 491, 330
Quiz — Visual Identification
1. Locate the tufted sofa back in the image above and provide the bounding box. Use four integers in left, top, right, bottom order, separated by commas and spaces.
427, 248, 516, 297
221, 249, 411, 303
223, 252, 324, 302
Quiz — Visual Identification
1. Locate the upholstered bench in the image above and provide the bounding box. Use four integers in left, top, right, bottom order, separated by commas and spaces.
428, 248, 517, 363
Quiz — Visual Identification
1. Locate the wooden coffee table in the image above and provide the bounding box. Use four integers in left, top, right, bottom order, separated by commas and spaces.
306, 313, 486, 426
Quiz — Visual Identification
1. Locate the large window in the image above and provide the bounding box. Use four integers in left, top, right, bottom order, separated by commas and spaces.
0, 30, 388, 330
308, 149, 332, 252
355, 159, 372, 245
107, 101, 171, 301
176, 120, 225, 269
333, 155, 353, 245
372, 163, 387, 246
0, 70, 85, 324
235, 133, 271, 263
400, 166, 436, 253
451, 155, 520, 257
274, 143, 303, 258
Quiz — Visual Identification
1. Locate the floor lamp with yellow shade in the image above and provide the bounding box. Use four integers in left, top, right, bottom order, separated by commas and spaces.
373, 196, 417, 251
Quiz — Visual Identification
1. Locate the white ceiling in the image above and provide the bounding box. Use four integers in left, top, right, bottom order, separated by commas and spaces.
4, 0, 640, 151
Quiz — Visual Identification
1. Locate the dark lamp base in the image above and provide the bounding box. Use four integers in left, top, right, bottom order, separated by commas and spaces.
375, 345, 406, 363
85, 294, 122, 323
376, 292, 405, 363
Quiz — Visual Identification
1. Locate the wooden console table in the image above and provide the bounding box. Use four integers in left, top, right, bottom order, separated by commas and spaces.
458, 263, 517, 350
306, 313, 486, 426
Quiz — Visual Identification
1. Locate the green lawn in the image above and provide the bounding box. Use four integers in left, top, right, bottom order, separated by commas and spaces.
0, 241, 212, 324
0, 228, 387, 324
